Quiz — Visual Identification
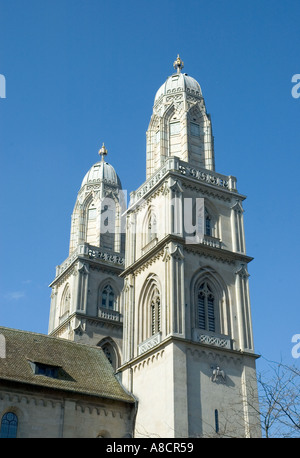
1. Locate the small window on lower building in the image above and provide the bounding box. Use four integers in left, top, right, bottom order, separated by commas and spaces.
215, 409, 219, 433
0, 412, 18, 438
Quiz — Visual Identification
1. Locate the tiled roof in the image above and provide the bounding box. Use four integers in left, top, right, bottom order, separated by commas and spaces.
0, 327, 134, 403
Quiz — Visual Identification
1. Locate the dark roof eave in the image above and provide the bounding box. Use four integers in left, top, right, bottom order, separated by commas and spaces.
0, 376, 135, 404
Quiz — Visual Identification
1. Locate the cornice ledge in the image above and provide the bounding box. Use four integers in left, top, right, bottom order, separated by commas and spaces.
184, 244, 253, 265
120, 234, 184, 277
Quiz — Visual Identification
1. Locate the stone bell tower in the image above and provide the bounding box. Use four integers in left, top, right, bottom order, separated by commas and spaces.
48, 144, 126, 370
119, 56, 261, 438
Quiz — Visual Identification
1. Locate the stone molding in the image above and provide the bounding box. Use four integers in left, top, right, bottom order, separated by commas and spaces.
193, 329, 232, 350
129, 157, 240, 208
138, 332, 161, 356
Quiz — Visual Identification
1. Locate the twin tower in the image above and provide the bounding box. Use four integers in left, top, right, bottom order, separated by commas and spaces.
48, 57, 261, 438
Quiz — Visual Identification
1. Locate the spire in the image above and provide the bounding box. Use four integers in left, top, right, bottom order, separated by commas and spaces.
98, 143, 108, 162
173, 54, 184, 74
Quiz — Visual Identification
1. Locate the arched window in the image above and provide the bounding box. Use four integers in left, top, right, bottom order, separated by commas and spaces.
150, 287, 161, 336
98, 338, 119, 371
197, 281, 215, 332
102, 343, 117, 370
138, 275, 162, 344
142, 207, 158, 248
101, 285, 115, 310
205, 207, 212, 236
205, 214, 211, 236
100, 197, 117, 251
192, 267, 232, 339
0, 412, 18, 438
60, 284, 71, 321
86, 201, 98, 246
148, 214, 157, 242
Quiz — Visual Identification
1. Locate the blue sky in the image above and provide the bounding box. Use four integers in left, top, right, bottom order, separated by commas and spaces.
0, 0, 299, 376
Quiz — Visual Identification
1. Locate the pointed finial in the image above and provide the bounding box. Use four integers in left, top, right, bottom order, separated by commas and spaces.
173, 54, 184, 74
98, 143, 107, 161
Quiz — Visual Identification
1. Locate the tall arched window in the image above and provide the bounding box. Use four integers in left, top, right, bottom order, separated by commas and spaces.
148, 214, 157, 242
205, 207, 212, 236
101, 285, 115, 310
197, 281, 215, 332
205, 214, 212, 236
60, 283, 71, 322
0, 412, 18, 438
138, 275, 162, 343
102, 343, 117, 370
98, 338, 119, 372
86, 201, 97, 246
150, 287, 161, 336
142, 207, 158, 248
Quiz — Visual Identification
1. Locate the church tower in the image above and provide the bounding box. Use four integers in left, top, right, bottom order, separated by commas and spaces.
119, 57, 261, 438
48, 145, 126, 370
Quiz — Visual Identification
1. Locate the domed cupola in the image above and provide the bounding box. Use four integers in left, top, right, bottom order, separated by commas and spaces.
154, 56, 202, 104
146, 56, 215, 179
154, 72, 202, 104
81, 144, 122, 189
69, 144, 125, 255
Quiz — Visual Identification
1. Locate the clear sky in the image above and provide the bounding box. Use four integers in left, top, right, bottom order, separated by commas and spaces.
0, 0, 299, 376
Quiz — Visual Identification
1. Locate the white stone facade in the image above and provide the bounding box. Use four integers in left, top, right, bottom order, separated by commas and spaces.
46, 57, 261, 438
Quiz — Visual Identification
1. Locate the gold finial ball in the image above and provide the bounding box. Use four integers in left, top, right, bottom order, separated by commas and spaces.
99, 143, 108, 158
173, 54, 184, 73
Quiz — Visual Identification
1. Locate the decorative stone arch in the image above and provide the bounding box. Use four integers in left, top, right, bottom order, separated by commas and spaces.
137, 274, 162, 344
105, 188, 126, 253
187, 102, 207, 126
141, 204, 158, 248
69, 193, 96, 252
69, 192, 97, 249
149, 101, 180, 171
187, 104, 206, 141
162, 102, 178, 160
60, 283, 71, 322
163, 102, 182, 154
97, 337, 121, 372
85, 198, 98, 246
100, 190, 122, 252
148, 112, 160, 132
187, 100, 214, 170
190, 266, 231, 337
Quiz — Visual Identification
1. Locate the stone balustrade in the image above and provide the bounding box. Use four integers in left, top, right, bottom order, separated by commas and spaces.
55, 243, 125, 277
98, 306, 123, 323
138, 332, 161, 355
193, 329, 231, 349
130, 156, 237, 206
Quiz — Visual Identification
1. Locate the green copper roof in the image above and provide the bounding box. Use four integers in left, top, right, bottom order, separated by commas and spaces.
0, 326, 134, 403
